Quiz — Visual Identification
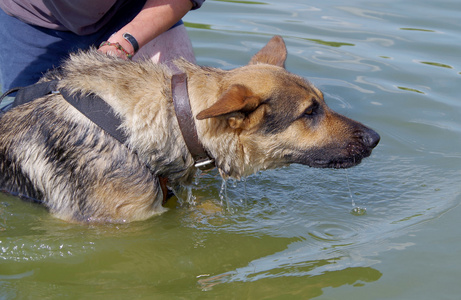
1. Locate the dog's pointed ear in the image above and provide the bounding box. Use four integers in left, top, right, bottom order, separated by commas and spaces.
248, 35, 287, 68
196, 84, 261, 120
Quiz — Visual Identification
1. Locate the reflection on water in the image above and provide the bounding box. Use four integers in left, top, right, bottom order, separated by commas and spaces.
183, 21, 212, 30
417, 61, 453, 69
1, 0, 461, 298
400, 28, 436, 32
397, 86, 424, 94
304, 38, 354, 48
199, 266, 382, 296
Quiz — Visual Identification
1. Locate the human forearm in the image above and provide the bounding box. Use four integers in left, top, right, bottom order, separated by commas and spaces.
100, 0, 193, 58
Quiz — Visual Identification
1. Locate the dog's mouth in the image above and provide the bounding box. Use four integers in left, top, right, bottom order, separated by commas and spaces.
287, 141, 375, 169
285, 125, 380, 169
310, 156, 365, 169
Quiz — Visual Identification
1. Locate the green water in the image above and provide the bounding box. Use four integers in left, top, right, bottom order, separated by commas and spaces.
1, 0, 461, 299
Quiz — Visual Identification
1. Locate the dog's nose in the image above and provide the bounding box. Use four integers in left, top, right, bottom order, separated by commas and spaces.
354, 127, 380, 149
362, 128, 380, 148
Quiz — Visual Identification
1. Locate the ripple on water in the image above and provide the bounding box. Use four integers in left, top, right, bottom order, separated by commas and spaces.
307, 221, 360, 242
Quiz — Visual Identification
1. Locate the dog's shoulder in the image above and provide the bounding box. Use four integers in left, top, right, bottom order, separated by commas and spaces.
56, 50, 170, 97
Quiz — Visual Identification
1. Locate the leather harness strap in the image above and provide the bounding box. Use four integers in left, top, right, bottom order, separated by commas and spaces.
2, 80, 128, 144
171, 73, 215, 170
60, 86, 128, 145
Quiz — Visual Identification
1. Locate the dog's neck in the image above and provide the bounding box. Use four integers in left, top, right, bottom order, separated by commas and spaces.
178, 63, 252, 179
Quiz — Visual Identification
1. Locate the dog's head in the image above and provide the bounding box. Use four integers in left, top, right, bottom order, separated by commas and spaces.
192, 36, 379, 177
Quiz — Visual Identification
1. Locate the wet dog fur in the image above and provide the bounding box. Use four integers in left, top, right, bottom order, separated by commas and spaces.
0, 36, 379, 223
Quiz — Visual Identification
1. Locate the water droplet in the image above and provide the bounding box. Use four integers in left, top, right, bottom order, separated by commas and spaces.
351, 206, 367, 216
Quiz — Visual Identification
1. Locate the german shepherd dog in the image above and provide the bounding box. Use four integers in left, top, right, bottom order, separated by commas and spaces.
0, 36, 379, 223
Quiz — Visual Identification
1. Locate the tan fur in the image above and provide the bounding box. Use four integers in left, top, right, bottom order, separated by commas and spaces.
0, 36, 379, 223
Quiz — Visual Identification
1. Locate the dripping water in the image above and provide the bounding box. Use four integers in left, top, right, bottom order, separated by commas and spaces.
218, 177, 249, 212
171, 185, 196, 206
344, 170, 367, 216
219, 179, 230, 212
241, 177, 248, 207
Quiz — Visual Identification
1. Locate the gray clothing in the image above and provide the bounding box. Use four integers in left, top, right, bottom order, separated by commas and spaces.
0, 0, 205, 35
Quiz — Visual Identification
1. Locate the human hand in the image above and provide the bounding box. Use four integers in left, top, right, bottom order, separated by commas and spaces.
98, 34, 136, 60
98, 42, 133, 60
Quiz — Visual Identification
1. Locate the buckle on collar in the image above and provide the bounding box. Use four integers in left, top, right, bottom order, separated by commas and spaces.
194, 158, 215, 170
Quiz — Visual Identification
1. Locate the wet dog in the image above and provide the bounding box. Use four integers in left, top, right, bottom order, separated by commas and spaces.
0, 36, 379, 223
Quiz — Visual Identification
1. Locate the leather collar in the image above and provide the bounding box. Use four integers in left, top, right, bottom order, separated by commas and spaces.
171, 73, 215, 170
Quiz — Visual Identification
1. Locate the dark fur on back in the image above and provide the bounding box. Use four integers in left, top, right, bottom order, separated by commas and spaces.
0, 95, 159, 222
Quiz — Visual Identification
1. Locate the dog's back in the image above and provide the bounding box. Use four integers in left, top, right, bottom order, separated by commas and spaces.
0, 93, 165, 222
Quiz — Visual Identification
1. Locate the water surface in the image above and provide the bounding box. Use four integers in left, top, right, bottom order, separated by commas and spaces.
1, 0, 460, 299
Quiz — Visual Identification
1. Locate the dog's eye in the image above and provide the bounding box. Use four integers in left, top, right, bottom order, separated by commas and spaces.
304, 108, 314, 115
303, 105, 317, 117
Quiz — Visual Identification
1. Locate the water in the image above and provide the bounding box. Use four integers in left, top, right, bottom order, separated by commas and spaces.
343, 170, 367, 216
1, 0, 461, 299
